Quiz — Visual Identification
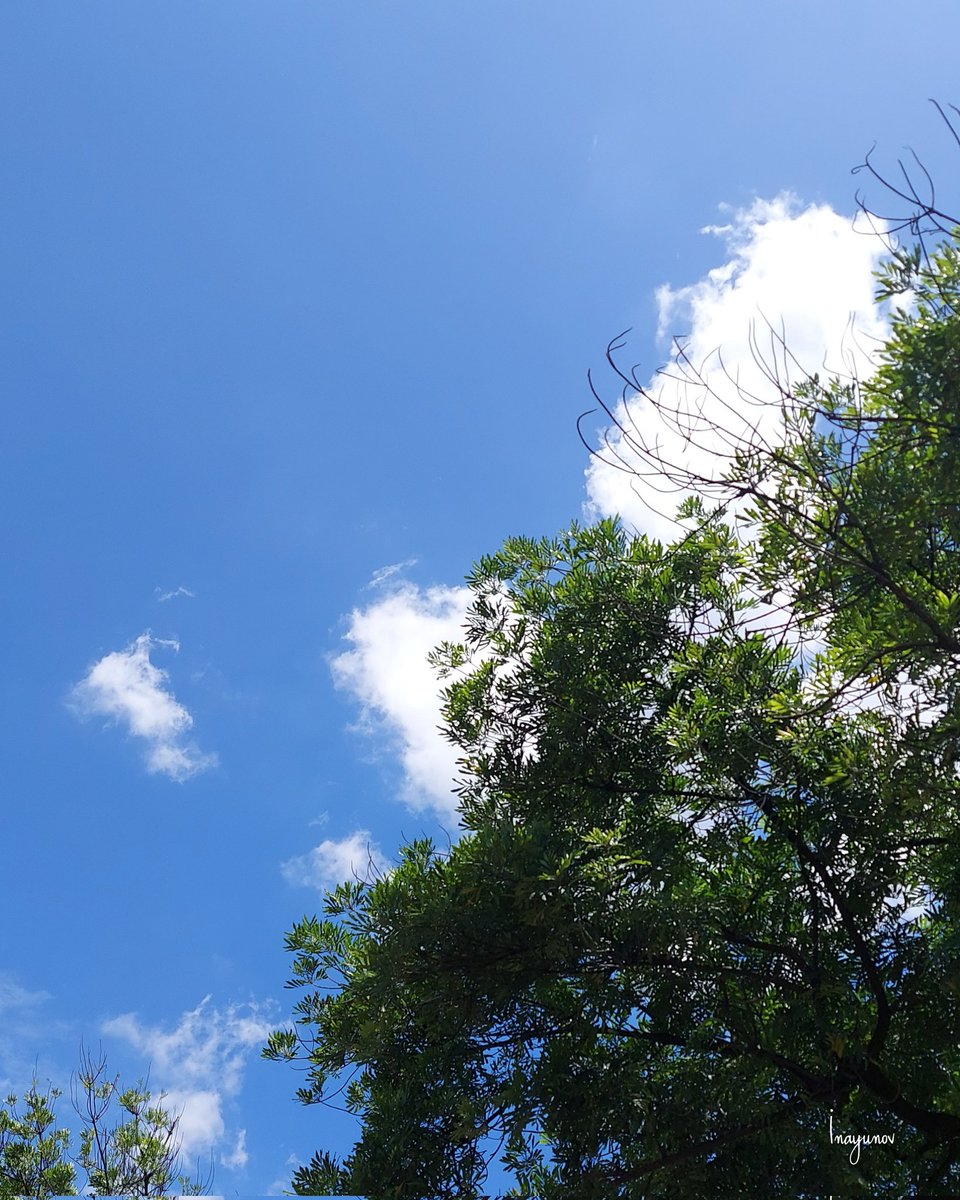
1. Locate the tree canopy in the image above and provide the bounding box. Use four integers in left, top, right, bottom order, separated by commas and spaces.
265, 210, 960, 1194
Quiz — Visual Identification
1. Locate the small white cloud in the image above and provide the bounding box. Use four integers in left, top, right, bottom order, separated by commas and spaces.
365, 558, 418, 589
0, 972, 51, 1014
145, 740, 213, 780
0, 972, 60, 1096
266, 1153, 301, 1196
585, 194, 890, 539
156, 585, 196, 603
331, 581, 471, 819
281, 829, 391, 891
70, 633, 216, 781
220, 1127, 248, 1170
101, 996, 274, 1160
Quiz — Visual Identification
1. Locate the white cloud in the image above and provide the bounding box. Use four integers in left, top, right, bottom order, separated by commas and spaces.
101, 995, 274, 1160
0, 971, 51, 1014
585, 194, 890, 539
0, 972, 60, 1096
220, 1127, 248, 1170
70, 633, 216, 781
330, 581, 472, 819
326, 200, 890, 827
365, 558, 418, 589
266, 1153, 301, 1196
161, 1087, 224, 1156
156, 585, 195, 602
281, 829, 391, 891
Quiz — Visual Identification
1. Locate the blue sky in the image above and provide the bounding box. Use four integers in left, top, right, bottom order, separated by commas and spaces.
2, 1, 959, 1193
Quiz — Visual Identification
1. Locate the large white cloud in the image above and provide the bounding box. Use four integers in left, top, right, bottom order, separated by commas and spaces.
329, 197, 891, 828
584, 195, 890, 539
101, 995, 274, 1163
70, 633, 216, 781
281, 829, 391, 890
330, 581, 472, 820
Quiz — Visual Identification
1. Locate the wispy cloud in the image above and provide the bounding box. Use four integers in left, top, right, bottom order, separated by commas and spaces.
281, 829, 391, 891
584, 194, 890, 539
101, 996, 274, 1161
155, 585, 195, 603
0, 972, 52, 1014
70, 633, 216, 781
0, 972, 64, 1096
365, 558, 418, 589
267, 1152, 301, 1196
219, 1127, 248, 1170
331, 581, 471, 819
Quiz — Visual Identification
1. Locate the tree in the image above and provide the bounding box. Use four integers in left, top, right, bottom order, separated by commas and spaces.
265, 130, 960, 1196
0, 1048, 212, 1199
72, 1046, 213, 1198
0, 1082, 75, 1200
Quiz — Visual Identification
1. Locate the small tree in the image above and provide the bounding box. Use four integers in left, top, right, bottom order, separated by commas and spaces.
0, 1047, 213, 1199
0, 1082, 75, 1200
72, 1045, 213, 1198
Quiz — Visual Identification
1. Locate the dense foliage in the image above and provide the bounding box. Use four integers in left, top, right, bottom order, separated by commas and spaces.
266, 232, 960, 1197
0, 1085, 74, 1200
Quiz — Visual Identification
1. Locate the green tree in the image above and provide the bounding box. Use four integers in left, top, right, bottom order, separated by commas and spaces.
0, 1048, 212, 1199
72, 1045, 213, 1198
266, 217, 960, 1195
0, 1082, 75, 1200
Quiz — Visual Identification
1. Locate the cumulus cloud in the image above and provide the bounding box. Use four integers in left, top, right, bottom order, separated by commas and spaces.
102, 996, 274, 1161
330, 581, 472, 819
70, 633, 216, 781
327, 199, 889, 826
585, 195, 890, 539
281, 829, 391, 891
